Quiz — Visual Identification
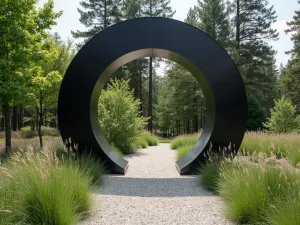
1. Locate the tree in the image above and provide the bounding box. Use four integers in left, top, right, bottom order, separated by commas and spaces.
186, 0, 232, 50
232, 0, 279, 112
98, 79, 148, 154
141, 0, 175, 132
72, 0, 122, 46
264, 96, 300, 133
154, 64, 204, 136
246, 94, 266, 131
28, 36, 75, 148
280, 1, 300, 110
0, 0, 62, 152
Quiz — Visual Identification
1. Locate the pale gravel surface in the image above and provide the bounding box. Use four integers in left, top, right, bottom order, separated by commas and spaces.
78, 144, 234, 225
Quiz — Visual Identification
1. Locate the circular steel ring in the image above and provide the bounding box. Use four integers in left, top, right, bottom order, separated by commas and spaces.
58, 18, 247, 175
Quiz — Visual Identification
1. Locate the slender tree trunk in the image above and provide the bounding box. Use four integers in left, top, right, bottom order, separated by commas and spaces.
1, 107, 4, 131
44, 108, 47, 127
139, 68, 143, 113
18, 105, 23, 130
235, 0, 240, 51
38, 96, 43, 148
3, 104, 11, 153
104, 0, 107, 29
12, 106, 17, 131
148, 57, 153, 132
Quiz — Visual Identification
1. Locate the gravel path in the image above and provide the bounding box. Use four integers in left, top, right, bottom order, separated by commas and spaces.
78, 144, 234, 225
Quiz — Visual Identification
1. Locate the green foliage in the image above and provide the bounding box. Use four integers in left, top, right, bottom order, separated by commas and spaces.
185, 0, 232, 50
240, 132, 300, 165
141, 0, 175, 17
0, 0, 62, 106
232, 0, 279, 113
218, 162, 300, 224
72, 0, 122, 46
154, 64, 204, 134
264, 96, 300, 133
170, 134, 198, 150
0, 147, 102, 225
98, 79, 148, 154
246, 94, 267, 131
137, 132, 159, 148
177, 144, 194, 160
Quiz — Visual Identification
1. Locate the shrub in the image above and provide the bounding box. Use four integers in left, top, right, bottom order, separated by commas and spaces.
264, 96, 300, 133
170, 134, 199, 150
98, 79, 148, 154
137, 135, 148, 148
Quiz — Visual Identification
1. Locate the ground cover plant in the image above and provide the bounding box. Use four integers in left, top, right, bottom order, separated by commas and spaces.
0, 142, 104, 225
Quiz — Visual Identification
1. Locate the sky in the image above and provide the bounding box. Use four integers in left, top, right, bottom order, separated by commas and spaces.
38, 0, 299, 68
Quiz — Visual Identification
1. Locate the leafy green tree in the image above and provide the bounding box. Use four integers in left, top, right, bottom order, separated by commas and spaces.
140, 0, 175, 133
264, 96, 300, 133
246, 94, 267, 131
98, 79, 148, 154
72, 0, 122, 46
186, 0, 232, 50
28, 36, 75, 148
154, 64, 204, 136
232, 0, 279, 112
0, 0, 62, 152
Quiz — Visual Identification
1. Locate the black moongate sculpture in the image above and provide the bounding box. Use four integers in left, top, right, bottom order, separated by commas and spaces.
58, 18, 247, 175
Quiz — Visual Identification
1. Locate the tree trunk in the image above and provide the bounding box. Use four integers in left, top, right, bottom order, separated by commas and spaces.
104, 0, 107, 29
148, 57, 153, 132
0, 107, 4, 131
235, 0, 240, 50
44, 108, 47, 127
3, 104, 11, 153
139, 70, 143, 113
12, 106, 17, 131
38, 97, 43, 148
18, 105, 24, 130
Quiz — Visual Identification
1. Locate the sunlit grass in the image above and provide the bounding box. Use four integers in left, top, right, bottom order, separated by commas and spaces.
0, 145, 103, 225
170, 134, 199, 150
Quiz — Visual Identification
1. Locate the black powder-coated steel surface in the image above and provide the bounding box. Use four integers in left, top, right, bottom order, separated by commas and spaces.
58, 17, 247, 175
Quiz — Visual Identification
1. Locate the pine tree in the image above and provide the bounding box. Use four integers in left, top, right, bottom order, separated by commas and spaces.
280, 1, 300, 111
285, 1, 300, 57
186, 0, 232, 50
141, 0, 175, 132
233, 0, 279, 112
72, 0, 122, 45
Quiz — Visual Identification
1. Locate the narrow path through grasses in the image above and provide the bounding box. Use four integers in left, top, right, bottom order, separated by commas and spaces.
78, 144, 233, 225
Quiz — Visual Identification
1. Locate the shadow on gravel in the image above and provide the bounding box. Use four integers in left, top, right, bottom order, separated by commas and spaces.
95, 176, 214, 197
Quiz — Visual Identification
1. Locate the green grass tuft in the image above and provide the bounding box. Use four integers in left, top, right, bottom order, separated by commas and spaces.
170, 134, 198, 150
177, 144, 194, 160
0, 146, 103, 225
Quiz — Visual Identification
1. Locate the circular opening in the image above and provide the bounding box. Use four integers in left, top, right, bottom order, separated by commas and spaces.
90, 49, 215, 173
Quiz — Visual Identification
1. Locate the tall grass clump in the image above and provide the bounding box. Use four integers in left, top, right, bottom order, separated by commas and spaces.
137, 132, 159, 149
176, 144, 194, 160
170, 134, 199, 150
217, 162, 300, 224
0, 147, 103, 225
